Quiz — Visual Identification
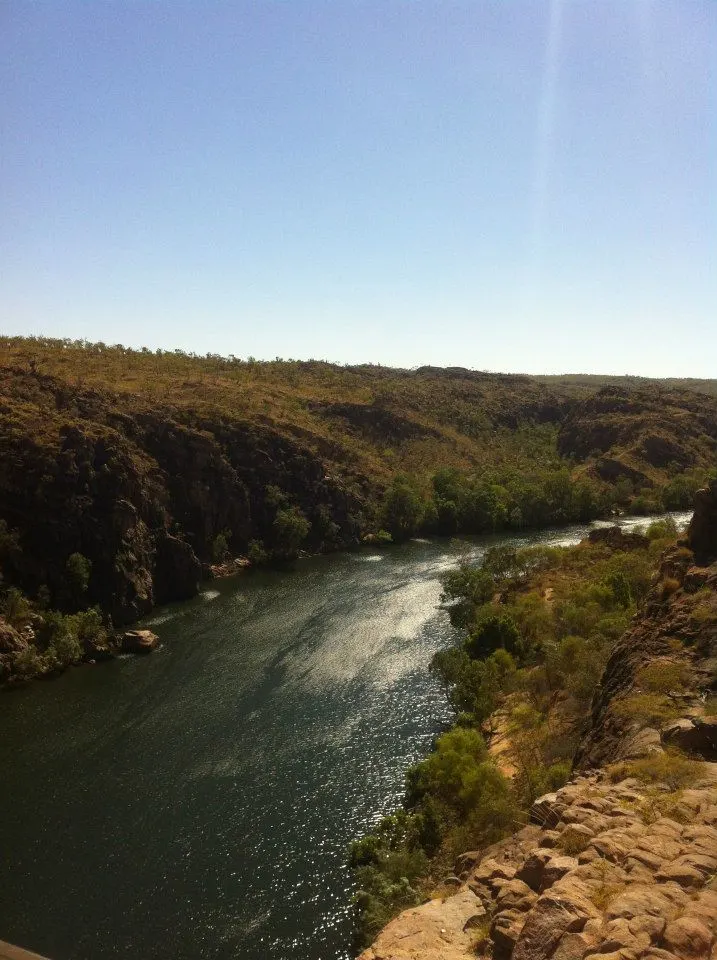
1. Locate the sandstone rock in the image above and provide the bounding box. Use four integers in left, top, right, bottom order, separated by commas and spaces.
621, 727, 663, 760
683, 888, 717, 927
552, 932, 600, 960
605, 883, 688, 923
512, 888, 599, 960
120, 629, 160, 654
688, 480, 717, 564
662, 717, 717, 761
627, 913, 665, 941
515, 849, 554, 891
491, 909, 527, 958
153, 533, 201, 604
655, 861, 705, 888
592, 829, 643, 864
357, 889, 485, 960
662, 916, 714, 957
540, 830, 562, 848
542, 856, 579, 890
530, 793, 561, 828
455, 850, 482, 876
470, 858, 517, 889
601, 917, 652, 954
442, 875, 463, 888
494, 879, 538, 913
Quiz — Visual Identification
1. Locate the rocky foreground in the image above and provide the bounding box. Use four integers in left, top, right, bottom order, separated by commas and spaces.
360, 484, 717, 960
360, 770, 717, 960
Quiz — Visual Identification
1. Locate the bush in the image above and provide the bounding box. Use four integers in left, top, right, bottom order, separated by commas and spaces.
636, 661, 688, 694
465, 613, 527, 662
1, 587, 33, 629
612, 693, 679, 727
646, 517, 678, 541
608, 750, 703, 791
247, 539, 268, 565
65, 552, 92, 605
211, 531, 230, 563
381, 480, 425, 542
659, 577, 681, 600
272, 506, 310, 560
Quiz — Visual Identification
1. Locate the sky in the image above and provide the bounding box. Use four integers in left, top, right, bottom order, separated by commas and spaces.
1, 1, 715, 375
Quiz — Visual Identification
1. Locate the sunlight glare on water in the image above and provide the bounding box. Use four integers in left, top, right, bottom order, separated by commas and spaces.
0, 512, 691, 960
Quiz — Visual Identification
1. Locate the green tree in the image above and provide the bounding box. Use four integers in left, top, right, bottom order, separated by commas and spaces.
381, 481, 424, 542
65, 552, 92, 605
465, 613, 524, 661
272, 506, 310, 560
212, 530, 231, 563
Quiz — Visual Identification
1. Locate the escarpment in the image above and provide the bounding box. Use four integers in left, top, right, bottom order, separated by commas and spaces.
359, 486, 717, 960
575, 479, 717, 770
0, 368, 365, 625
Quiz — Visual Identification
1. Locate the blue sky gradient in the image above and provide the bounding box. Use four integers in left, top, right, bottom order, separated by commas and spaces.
1, 1, 715, 374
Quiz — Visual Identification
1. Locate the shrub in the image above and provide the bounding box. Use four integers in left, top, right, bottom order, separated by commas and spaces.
646, 516, 678, 541
272, 506, 310, 560
608, 750, 703, 791
612, 693, 680, 727
1, 587, 33, 629
211, 531, 230, 563
380, 480, 425, 542
659, 577, 680, 600
465, 614, 525, 661
636, 661, 688, 694
247, 539, 268, 565
65, 552, 92, 605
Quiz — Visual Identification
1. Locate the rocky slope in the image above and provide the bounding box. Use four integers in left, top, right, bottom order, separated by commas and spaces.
358, 485, 717, 960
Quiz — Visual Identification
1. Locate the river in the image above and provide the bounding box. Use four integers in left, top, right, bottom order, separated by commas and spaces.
0, 512, 690, 960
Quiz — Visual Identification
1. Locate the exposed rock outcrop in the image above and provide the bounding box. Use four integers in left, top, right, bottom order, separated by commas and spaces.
360, 773, 717, 960
120, 629, 160, 654
360, 483, 717, 960
689, 479, 717, 565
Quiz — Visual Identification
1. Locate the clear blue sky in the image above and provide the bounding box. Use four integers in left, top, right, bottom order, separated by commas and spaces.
1, 1, 715, 375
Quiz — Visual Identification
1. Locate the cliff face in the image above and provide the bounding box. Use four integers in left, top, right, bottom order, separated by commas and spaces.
557, 386, 717, 486
360, 486, 717, 960
0, 369, 365, 624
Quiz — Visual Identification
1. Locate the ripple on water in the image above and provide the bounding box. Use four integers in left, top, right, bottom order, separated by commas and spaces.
0, 513, 691, 960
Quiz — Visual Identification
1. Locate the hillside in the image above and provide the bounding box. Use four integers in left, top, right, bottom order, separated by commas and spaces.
0, 335, 715, 640
357, 484, 717, 960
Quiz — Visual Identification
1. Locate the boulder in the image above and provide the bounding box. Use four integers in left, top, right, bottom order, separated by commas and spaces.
120, 629, 160, 655
153, 533, 201, 604
688, 479, 717, 564
512, 887, 599, 960
662, 916, 714, 957
661, 717, 717, 761
587, 527, 649, 552
491, 909, 527, 958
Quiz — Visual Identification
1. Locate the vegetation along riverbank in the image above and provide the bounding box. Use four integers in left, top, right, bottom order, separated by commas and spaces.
2, 336, 717, 687
353, 482, 717, 959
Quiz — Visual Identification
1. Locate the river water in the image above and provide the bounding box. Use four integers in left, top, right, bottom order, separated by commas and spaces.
0, 513, 690, 960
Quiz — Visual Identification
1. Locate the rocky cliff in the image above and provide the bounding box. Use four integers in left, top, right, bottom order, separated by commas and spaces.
359, 485, 717, 960
0, 367, 365, 624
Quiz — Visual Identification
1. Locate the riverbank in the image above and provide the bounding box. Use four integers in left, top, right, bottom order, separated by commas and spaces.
355, 495, 717, 960
2, 515, 691, 960
350, 513, 697, 948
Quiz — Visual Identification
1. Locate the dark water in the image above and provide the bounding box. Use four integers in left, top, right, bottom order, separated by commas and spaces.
0, 513, 690, 960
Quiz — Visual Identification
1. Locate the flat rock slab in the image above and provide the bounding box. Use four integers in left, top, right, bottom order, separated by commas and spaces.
358, 889, 485, 960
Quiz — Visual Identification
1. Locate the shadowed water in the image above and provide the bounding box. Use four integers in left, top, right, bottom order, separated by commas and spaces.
0, 513, 690, 959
